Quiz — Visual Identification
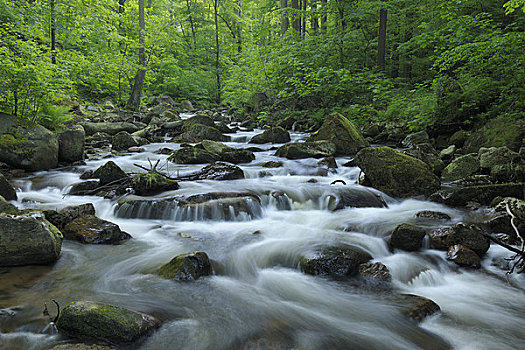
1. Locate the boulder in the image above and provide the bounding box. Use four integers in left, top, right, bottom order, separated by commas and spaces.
429, 224, 490, 256
199, 140, 255, 164
415, 211, 451, 220
93, 161, 128, 186
403, 143, 445, 175
181, 100, 194, 112
441, 154, 480, 181
275, 141, 336, 159
173, 124, 227, 143
69, 180, 100, 196
478, 146, 519, 169
182, 115, 216, 130
397, 294, 440, 322
324, 187, 387, 210
58, 125, 85, 163
168, 147, 220, 164
81, 122, 139, 136
249, 127, 291, 144
158, 251, 212, 281
44, 203, 96, 229
0, 122, 58, 171
0, 173, 17, 201
56, 301, 160, 344
181, 162, 245, 181
401, 131, 430, 148
0, 211, 62, 266
62, 215, 131, 244
389, 223, 426, 251
446, 244, 481, 268
429, 183, 525, 207
463, 117, 525, 153
439, 145, 456, 162
111, 131, 138, 151
300, 245, 372, 278
0, 195, 18, 214
132, 173, 179, 196
490, 163, 525, 183
307, 113, 369, 155
358, 262, 391, 281
354, 146, 441, 198
449, 130, 469, 148
260, 161, 283, 168
318, 156, 338, 169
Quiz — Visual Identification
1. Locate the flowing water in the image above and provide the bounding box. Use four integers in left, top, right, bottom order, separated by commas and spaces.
1, 127, 525, 350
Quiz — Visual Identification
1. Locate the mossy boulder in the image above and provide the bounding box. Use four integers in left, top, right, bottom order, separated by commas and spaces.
0, 195, 18, 214
275, 141, 336, 159
441, 154, 480, 182
401, 131, 430, 148
93, 161, 128, 186
132, 173, 179, 196
174, 124, 227, 143
249, 127, 291, 144
463, 117, 525, 153
58, 125, 85, 163
403, 143, 445, 175
478, 146, 520, 169
429, 183, 525, 207
111, 131, 138, 151
199, 140, 255, 164
0, 173, 16, 201
43, 203, 96, 229
429, 224, 490, 256
0, 211, 62, 266
354, 146, 441, 198
56, 301, 161, 344
158, 251, 212, 281
0, 122, 58, 171
168, 147, 220, 164
300, 245, 372, 278
307, 113, 369, 155
491, 163, 525, 183
439, 145, 456, 162
62, 215, 131, 244
182, 115, 215, 130
81, 122, 139, 136
389, 223, 426, 252
189, 162, 245, 180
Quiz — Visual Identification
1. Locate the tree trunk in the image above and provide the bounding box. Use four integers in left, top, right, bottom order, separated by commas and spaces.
50, 0, 56, 64
280, 0, 289, 35
302, 0, 307, 38
214, 0, 221, 103
311, 2, 318, 33
320, 0, 327, 33
186, 0, 197, 49
126, 0, 146, 110
291, 0, 300, 32
377, 3, 387, 71
338, 0, 346, 68
236, 0, 242, 52
118, 0, 126, 104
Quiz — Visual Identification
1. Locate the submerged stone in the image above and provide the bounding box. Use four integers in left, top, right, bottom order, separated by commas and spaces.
158, 251, 212, 281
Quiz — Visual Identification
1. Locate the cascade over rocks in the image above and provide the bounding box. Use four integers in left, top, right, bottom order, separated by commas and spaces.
300, 245, 372, 278
0, 173, 17, 201
275, 141, 336, 159
0, 211, 62, 266
62, 215, 131, 244
307, 113, 369, 155
157, 251, 212, 281
354, 146, 441, 198
249, 127, 291, 144
56, 301, 161, 344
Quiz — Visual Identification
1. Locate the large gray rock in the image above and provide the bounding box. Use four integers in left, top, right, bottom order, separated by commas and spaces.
111, 131, 138, 151
429, 224, 490, 256
0, 211, 62, 266
62, 215, 131, 244
57, 301, 160, 344
441, 154, 480, 181
93, 161, 128, 186
0, 122, 58, 171
478, 146, 519, 169
58, 125, 85, 163
81, 122, 139, 136
43, 203, 96, 229
354, 146, 441, 198
403, 143, 445, 175
249, 127, 291, 144
307, 113, 369, 155
275, 141, 336, 159
158, 251, 212, 281
0, 173, 16, 201
300, 245, 372, 278
401, 131, 430, 148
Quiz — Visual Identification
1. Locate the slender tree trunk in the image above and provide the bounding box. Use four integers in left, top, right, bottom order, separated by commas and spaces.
338, 0, 346, 68
302, 0, 307, 39
118, 0, 126, 104
280, 0, 289, 36
291, 0, 300, 32
320, 0, 327, 33
126, 0, 146, 110
236, 0, 242, 52
50, 0, 56, 64
377, 2, 387, 71
214, 0, 221, 103
311, 2, 318, 33
186, 0, 197, 49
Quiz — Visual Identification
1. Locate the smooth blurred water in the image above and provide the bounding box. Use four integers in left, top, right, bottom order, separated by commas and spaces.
1, 128, 525, 350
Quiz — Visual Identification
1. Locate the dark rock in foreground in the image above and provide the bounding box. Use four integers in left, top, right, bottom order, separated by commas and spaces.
389, 223, 426, 252
397, 294, 441, 322
275, 141, 336, 159
300, 245, 372, 278
44, 203, 96, 230
62, 215, 131, 244
447, 244, 481, 268
249, 127, 291, 144
158, 251, 212, 281
429, 224, 490, 256
93, 161, 128, 186
57, 301, 161, 344
0, 173, 17, 201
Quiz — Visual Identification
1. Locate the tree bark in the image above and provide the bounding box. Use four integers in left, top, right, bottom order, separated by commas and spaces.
280, 0, 289, 36
291, 0, 300, 32
185, 0, 197, 49
302, 0, 307, 39
214, 0, 221, 103
320, 0, 327, 33
377, 3, 387, 71
126, 0, 146, 110
311, 2, 318, 33
50, 0, 56, 64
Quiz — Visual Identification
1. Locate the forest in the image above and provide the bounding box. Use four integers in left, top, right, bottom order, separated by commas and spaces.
1, 0, 524, 130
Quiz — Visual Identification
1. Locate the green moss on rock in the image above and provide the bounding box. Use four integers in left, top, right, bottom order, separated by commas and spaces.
158, 251, 212, 281
441, 154, 480, 181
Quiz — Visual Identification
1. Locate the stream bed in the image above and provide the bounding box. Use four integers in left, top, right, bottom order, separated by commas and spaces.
1, 128, 525, 350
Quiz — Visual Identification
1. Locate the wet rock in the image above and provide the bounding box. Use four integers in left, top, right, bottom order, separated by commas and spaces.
249, 127, 291, 144
439, 145, 456, 162
401, 131, 430, 148
429, 224, 490, 256
173, 124, 227, 143
0, 121, 58, 171
0, 173, 16, 201
260, 161, 283, 168
81, 122, 139, 136
389, 223, 426, 252
93, 161, 128, 186
449, 130, 469, 148
397, 294, 440, 322
318, 156, 338, 169
275, 141, 336, 159
199, 140, 255, 164
478, 146, 519, 169
56, 301, 160, 344
62, 215, 131, 244
0, 195, 18, 214
429, 183, 524, 207
441, 154, 480, 181
358, 262, 391, 281
86, 132, 111, 148
354, 146, 441, 198
300, 245, 372, 278
0, 211, 62, 266
182, 115, 216, 129
403, 143, 445, 175
447, 244, 481, 268
415, 211, 451, 220
490, 163, 525, 183
111, 131, 138, 151
307, 113, 369, 156
58, 125, 85, 163
463, 117, 525, 153
168, 147, 220, 164
69, 180, 100, 195
128, 146, 144, 153
132, 173, 179, 196
180, 162, 245, 181
324, 188, 387, 210
44, 203, 96, 229
158, 251, 212, 281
